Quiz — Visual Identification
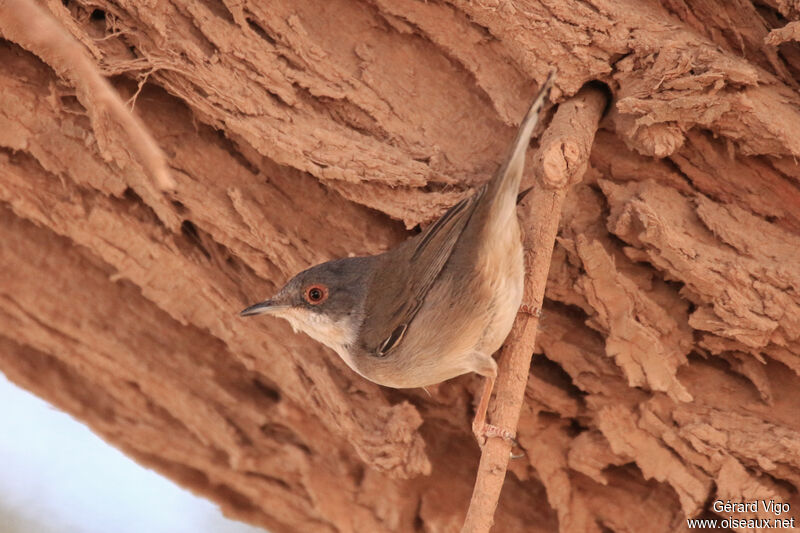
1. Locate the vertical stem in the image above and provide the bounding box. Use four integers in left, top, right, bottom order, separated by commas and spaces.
461, 86, 608, 533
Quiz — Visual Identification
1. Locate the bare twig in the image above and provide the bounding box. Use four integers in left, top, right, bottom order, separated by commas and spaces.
127, 67, 157, 110
461, 85, 608, 533
0, 0, 177, 195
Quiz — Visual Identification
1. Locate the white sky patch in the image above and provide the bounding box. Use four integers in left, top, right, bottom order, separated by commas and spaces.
0, 373, 264, 533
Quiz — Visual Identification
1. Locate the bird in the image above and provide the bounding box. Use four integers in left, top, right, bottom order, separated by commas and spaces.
241, 73, 554, 444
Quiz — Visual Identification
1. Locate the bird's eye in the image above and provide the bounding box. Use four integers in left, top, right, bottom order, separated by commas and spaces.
304, 284, 328, 305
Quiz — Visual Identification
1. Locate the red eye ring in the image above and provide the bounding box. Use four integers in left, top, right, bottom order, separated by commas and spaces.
304, 284, 328, 305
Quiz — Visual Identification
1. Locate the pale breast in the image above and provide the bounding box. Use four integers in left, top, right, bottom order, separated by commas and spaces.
354, 213, 524, 389
473, 211, 524, 356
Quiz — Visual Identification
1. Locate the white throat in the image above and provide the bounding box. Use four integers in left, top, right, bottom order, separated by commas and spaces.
276, 308, 359, 369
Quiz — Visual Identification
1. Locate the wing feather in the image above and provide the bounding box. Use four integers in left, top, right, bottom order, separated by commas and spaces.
359, 185, 486, 355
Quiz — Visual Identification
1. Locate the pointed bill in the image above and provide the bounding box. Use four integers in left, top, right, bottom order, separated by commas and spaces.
240, 300, 290, 317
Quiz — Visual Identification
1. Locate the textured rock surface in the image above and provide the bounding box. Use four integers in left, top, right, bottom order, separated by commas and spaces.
1, 1, 800, 531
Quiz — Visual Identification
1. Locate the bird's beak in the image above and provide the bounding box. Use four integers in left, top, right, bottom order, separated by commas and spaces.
240, 299, 290, 317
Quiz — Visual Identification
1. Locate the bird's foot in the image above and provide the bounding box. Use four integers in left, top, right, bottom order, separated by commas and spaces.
479, 423, 516, 441
472, 422, 525, 458
519, 304, 541, 317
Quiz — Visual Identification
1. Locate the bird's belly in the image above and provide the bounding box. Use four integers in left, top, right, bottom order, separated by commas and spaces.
472, 220, 524, 356
357, 220, 524, 389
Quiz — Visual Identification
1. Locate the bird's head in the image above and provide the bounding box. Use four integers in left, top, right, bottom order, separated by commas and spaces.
240, 256, 375, 356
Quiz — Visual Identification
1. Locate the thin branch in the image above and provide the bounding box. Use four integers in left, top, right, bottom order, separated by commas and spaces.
0, 0, 177, 195
461, 85, 608, 533
127, 67, 157, 110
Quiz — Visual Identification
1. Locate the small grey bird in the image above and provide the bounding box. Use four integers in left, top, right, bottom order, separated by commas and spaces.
242, 74, 554, 442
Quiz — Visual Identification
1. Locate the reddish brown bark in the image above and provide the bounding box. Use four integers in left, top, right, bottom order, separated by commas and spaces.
1, 1, 800, 532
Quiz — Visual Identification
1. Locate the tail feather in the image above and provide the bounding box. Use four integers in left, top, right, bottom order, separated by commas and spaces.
487, 71, 556, 202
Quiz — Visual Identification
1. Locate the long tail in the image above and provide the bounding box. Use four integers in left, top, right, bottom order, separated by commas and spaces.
486, 70, 555, 203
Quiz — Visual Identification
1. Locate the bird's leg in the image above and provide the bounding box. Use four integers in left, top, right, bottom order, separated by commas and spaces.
471, 375, 518, 445
471, 375, 494, 441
